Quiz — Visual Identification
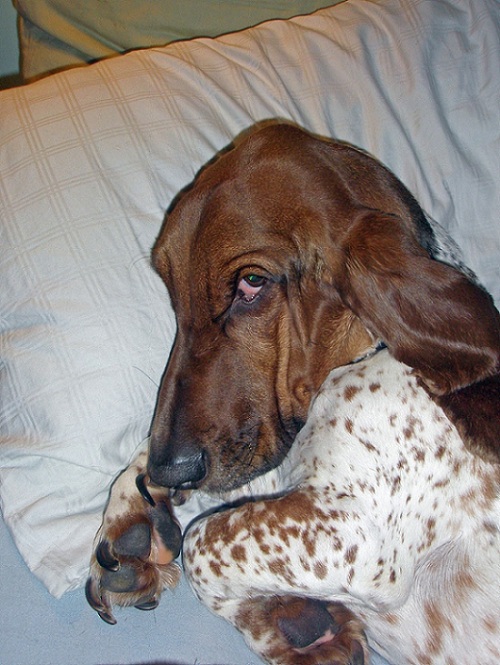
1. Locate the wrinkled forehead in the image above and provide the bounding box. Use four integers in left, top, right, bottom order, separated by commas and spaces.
157, 179, 302, 317
153, 120, 425, 307
155, 131, 349, 278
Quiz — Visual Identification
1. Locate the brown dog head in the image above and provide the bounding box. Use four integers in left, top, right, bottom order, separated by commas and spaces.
149, 123, 500, 492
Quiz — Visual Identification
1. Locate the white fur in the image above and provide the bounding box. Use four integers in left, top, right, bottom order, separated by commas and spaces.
183, 351, 500, 664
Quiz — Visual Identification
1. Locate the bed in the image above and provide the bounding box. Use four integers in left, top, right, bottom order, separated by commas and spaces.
1, 0, 499, 663
13, 0, 341, 81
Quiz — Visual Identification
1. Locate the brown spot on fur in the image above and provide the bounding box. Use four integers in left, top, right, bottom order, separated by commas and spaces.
344, 385, 362, 402
344, 545, 358, 565
480, 468, 500, 507
231, 544, 247, 563
269, 557, 296, 585
390, 475, 401, 496
403, 415, 419, 440
361, 438, 377, 453
435, 445, 446, 460
314, 561, 327, 579
302, 531, 317, 557
383, 613, 400, 625
451, 567, 477, 607
412, 447, 425, 462
433, 478, 450, 489
425, 517, 436, 547
253, 526, 265, 544
423, 601, 454, 656
209, 560, 223, 577
484, 615, 499, 633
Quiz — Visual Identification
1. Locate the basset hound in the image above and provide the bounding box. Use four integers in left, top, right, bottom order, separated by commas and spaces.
87, 123, 500, 665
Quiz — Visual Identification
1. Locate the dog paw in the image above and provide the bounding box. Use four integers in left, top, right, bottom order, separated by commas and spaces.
86, 461, 182, 624
272, 598, 368, 665
238, 596, 368, 665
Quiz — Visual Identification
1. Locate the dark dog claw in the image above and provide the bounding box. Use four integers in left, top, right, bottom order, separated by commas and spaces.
96, 540, 120, 572
136, 473, 156, 506
85, 577, 116, 625
350, 640, 365, 665
95, 606, 117, 626
135, 597, 159, 611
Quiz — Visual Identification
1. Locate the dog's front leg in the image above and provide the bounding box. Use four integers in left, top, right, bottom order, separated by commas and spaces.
183, 487, 379, 665
86, 448, 182, 624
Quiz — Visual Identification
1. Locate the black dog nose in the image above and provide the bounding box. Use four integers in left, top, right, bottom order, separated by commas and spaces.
148, 441, 207, 490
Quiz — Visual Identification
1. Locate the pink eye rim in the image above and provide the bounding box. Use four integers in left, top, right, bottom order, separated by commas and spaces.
236, 274, 267, 303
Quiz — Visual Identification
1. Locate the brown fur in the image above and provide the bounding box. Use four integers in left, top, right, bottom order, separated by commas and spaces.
149, 122, 500, 492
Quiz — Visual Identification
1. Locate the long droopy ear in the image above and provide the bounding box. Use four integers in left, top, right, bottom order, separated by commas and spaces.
337, 210, 500, 395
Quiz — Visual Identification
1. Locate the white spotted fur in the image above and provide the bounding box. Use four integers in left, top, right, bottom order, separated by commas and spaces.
93, 350, 500, 663
183, 351, 500, 664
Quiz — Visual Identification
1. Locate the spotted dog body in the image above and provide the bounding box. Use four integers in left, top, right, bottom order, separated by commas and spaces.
87, 124, 500, 664
183, 351, 500, 665
88, 351, 500, 663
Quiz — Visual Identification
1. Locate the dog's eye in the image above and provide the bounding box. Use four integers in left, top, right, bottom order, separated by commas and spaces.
244, 274, 266, 287
236, 274, 266, 303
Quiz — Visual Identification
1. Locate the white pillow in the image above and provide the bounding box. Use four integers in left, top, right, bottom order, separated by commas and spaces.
1, 0, 499, 598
